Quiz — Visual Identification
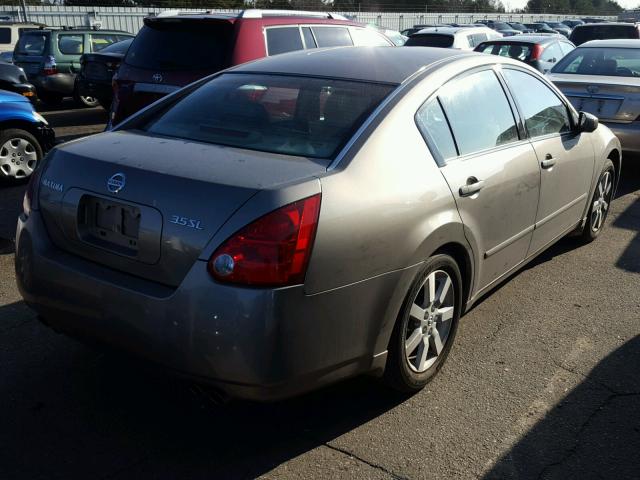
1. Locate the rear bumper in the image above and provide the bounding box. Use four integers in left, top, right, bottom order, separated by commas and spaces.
29, 73, 75, 96
15, 210, 403, 401
603, 121, 640, 154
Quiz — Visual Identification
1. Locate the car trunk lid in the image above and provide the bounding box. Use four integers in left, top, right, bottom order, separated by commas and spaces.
550, 73, 640, 123
38, 130, 328, 287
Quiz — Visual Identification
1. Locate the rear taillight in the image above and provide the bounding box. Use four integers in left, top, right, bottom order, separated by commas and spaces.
530, 44, 545, 61
42, 55, 57, 76
208, 194, 321, 287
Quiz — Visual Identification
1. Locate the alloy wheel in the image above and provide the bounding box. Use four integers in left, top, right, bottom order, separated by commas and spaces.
591, 170, 613, 233
0, 137, 38, 179
404, 269, 455, 373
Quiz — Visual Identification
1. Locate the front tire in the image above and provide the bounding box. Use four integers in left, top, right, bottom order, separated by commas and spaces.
581, 159, 615, 243
0, 129, 43, 181
384, 254, 463, 393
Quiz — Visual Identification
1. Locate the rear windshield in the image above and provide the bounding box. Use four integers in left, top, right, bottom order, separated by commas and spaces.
552, 47, 640, 77
141, 74, 395, 159
405, 34, 454, 48
15, 31, 48, 56
125, 21, 233, 71
101, 38, 132, 55
477, 42, 532, 60
571, 25, 638, 45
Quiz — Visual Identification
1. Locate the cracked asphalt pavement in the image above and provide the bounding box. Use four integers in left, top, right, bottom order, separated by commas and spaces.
1, 105, 639, 479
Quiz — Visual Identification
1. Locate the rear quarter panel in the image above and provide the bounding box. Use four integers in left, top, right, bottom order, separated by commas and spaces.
589, 123, 622, 192
305, 69, 475, 297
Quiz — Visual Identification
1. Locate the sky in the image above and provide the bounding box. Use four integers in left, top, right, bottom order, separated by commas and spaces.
506, 0, 639, 8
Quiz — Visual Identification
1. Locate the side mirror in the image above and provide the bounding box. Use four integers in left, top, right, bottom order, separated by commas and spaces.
577, 111, 598, 133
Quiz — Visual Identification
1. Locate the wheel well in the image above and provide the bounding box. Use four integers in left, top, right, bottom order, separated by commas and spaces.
607, 149, 621, 188
0, 119, 40, 139
433, 242, 473, 311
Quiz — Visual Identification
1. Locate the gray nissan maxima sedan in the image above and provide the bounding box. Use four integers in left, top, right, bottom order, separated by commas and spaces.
15, 47, 620, 400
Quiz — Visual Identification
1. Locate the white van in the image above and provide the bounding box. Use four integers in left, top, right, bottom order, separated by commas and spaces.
405, 26, 503, 50
0, 22, 45, 61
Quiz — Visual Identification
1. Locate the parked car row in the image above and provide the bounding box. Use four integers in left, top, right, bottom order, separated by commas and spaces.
2, 10, 640, 185
14, 27, 134, 106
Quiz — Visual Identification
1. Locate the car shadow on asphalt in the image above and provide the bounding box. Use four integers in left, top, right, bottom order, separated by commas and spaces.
612, 195, 640, 274
0, 298, 408, 478
483, 335, 640, 479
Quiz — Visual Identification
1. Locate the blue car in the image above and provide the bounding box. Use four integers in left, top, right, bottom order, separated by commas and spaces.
0, 90, 54, 181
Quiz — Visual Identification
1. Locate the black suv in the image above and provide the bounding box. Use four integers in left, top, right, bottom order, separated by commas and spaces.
570, 22, 640, 46
14, 27, 134, 107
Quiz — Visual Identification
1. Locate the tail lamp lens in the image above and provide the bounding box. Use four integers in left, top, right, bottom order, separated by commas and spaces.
530, 44, 544, 61
208, 194, 321, 287
42, 55, 57, 76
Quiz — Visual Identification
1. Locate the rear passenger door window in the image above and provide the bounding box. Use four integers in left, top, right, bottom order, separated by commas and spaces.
266, 27, 304, 56
559, 42, 574, 56
540, 42, 562, 63
468, 33, 487, 48
438, 69, 519, 156
312, 27, 353, 47
350, 28, 391, 46
302, 27, 317, 48
90, 33, 119, 52
502, 69, 570, 137
58, 34, 84, 55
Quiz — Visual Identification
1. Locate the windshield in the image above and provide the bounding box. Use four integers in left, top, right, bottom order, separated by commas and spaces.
142, 74, 395, 159
405, 34, 454, 48
15, 31, 48, 56
492, 22, 511, 30
509, 23, 526, 31
552, 47, 640, 77
125, 21, 233, 71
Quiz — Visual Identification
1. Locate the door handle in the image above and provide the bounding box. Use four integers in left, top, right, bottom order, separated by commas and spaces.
459, 177, 485, 197
541, 154, 556, 169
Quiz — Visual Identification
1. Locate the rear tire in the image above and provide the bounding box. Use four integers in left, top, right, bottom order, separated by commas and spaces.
73, 87, 99, 108
581, 159, 615, 243
384, 254, 463, 393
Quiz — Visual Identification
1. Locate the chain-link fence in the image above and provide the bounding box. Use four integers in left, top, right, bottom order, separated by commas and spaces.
0, 4, 619, 34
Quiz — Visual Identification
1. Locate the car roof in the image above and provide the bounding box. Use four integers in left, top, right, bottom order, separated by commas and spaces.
230, 46, 471, 84
575, 22, 639, 27
578, 39, 640, 48
415, 26, 493, 35
28, 28, 132, 34
479, 35, 566, 44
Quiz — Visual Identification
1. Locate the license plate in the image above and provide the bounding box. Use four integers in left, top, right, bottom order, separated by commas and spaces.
78, 196, 141, 252
571, 97, 622, 118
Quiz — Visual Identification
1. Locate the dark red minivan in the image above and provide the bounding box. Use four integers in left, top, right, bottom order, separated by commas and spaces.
111, 9, 394, 125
